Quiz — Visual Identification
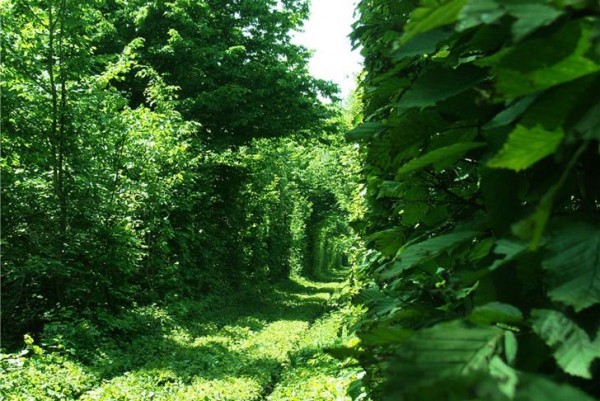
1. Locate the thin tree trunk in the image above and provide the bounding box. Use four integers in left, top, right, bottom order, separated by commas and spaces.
48, 3, 59, 208
57, 0, 68, 253
47, 0, 69, 302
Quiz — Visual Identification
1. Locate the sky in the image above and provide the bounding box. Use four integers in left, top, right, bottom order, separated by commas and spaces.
292, 0, 363, 100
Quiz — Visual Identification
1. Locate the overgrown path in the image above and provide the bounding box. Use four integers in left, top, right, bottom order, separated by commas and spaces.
4, 275, 362, 401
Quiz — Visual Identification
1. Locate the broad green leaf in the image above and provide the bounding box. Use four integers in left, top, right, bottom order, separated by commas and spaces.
387, 109, 447, 150
393, 28, 450, 60
401, 202, 430, 226
403, 0, 467, 42
504, 332, 518, 366
490, 356, 518, 398
346, 122, 385, 141
355, 287, 388, 304
377, 181, 402, 199
507, 4, 562, 41
469, 302, 523, 325
520, 75, 596, 130
488, 239, 528, 271
458, 0, 504, 31
479, 21, 600, 98
574, 100, 600, 140
467, 238, 495, 261
531, 309, 600, 378
391, 320, 504, 375
543, 221, 600, 311
421, 206, 451, 227
371, 296, 403, 316
511, 144, 586, 249
516, 374, 597, 401
367, 228, 404, 257
483, 95, 537, 130
487, 124, 563, 171
398, 65, 488, 110
379, 230, 480, 279
371, 76, 410, 100
397, 142, 485, 177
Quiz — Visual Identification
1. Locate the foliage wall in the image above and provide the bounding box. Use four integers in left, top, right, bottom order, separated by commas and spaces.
0, 0, 357, 346
348, 0, 600, 400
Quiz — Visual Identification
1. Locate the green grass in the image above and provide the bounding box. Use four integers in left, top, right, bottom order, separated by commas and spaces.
0, 276, 365, 401
267, 304, 365, 401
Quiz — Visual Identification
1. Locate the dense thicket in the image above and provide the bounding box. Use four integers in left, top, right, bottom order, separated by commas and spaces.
348, 0, 600, 400
0, 0, 356, 345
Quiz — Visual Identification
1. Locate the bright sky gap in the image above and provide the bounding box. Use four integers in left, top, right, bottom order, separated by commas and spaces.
292, 0, 363, 100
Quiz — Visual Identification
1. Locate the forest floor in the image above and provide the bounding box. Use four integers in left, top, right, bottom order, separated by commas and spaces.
1, 275, 365, 401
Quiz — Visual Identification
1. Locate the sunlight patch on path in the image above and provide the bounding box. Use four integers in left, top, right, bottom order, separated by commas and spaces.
0, 276, 361, 401
267, 305, 364, 401
78, 278, 344, 401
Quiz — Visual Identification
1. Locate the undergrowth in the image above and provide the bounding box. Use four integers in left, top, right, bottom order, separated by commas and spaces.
0, 276, 364, 401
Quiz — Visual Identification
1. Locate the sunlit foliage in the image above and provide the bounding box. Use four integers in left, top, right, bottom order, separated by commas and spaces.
347, 0, 600, 399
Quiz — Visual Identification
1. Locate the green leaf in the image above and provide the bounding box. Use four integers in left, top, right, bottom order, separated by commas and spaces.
355, 287, 387, 304
390, 320, 504, 376
469, 302, 523, 325
542, 221, 600, 311
516, 374, 597, 401
387, 109, 447, 149
531, 309, 600, 379
377, 181, 403, 199
468, 238, 495, 261
347, 378, 367, 401
574, 100, 600, 140
403, 0, 468, 42
519, 76, 596, 130
393, 28, 450, 60
397, 142, 485, 177
401, 202, 430, 226
487, 124, 563, 171
379, 230, 480, 279
483, 95, 537, 130
511, 143, 587, 249
398, 65, 488, 110
504, 332, 518, 366
479, 21, 600, 98
458, 0, 505, 31
367, 228, 404, 257
507, 4, 562, 41
488, 239, 528, 271
490, 356, 518, 398
346, 122, 385, 141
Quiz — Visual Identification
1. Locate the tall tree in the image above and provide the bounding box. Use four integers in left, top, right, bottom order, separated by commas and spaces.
97, 0, 338, 144
2, 0, 101, 308
1, 0, 196, 339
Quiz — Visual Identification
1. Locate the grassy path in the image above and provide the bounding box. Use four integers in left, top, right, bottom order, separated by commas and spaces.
1, 276, 363, 401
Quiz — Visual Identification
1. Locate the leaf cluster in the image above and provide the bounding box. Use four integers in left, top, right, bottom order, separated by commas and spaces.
347, 0, 600, 399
